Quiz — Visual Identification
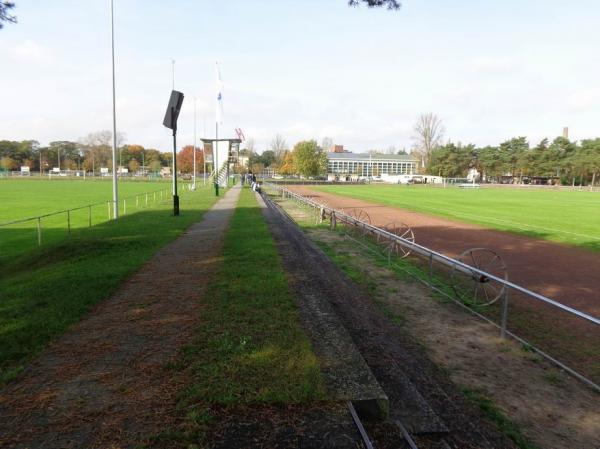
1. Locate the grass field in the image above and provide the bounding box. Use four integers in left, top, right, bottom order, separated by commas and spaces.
315, 185, 600, 251
0, 178, 180, 260
0, 184, 219, 384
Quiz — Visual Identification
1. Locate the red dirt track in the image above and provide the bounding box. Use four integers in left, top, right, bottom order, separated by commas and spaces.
289, 185, 600, 381
290, 185, 600, 316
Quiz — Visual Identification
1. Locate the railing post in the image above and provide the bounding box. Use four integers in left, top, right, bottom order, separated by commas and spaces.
136, 195, 139, 207
500, 289, 509, 339
88, 206, 92, 227
428, 253, 434, 281
107, 201, 111, 220
123, 198, 126, 214
37, 217, 42, 246
67, 210, 71, 235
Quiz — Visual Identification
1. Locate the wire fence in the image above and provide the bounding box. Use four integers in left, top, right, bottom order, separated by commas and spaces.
0, 183, 195, 261
263, 182, 600, 393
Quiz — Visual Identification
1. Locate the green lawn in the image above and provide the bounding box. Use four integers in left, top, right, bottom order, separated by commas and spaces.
156, 187, 324, 445
0, 178, 180, 260
0, 185, 219, 384
315, 185, 600, 251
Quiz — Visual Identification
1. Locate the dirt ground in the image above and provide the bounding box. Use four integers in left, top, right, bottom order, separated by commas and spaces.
274, 195, 599, 449
0, 187, 242, 449
288, 185, 600, 382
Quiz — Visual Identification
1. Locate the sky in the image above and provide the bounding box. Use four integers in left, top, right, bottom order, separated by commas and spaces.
1, 0, 599, 153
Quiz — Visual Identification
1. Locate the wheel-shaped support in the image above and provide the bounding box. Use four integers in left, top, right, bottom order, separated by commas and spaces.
451, 248, 508, 306
341, 208, 371, 238
383, 222, 415, 258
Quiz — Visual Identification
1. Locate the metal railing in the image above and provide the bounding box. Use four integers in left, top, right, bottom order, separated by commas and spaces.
264, 183, 600, 393
0, 183, 195, 259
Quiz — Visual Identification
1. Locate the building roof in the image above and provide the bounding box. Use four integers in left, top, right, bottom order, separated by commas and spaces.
326, 152, 417, 162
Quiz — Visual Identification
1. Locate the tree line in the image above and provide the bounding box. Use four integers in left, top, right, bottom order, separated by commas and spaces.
0, 132, 202, 175
239, 134, 328, 179
426, 136, 600, 186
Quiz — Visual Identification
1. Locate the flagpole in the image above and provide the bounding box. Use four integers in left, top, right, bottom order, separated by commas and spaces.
215, 122, 219, 196
193, 96, 197, 190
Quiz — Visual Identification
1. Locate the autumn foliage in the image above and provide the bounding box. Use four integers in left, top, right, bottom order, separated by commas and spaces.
177, 145, 205, 173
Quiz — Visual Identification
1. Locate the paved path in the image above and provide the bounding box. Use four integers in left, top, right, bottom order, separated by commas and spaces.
0, 186, 241, 449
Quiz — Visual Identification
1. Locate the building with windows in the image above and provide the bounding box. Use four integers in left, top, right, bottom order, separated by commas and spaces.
326, 152, 419, 181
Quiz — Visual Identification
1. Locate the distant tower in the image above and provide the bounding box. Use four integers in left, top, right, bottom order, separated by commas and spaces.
563, 127, 569, 139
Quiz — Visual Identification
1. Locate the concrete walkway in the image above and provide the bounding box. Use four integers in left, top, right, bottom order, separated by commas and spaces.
0, 186, 241, 449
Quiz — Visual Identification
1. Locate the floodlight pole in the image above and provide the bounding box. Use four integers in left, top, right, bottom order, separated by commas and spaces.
192, 97, 197, 190
203, 116, 206, 185
110, 0, 119, 219
172, 107, 179, 216
171, 59, 175, 90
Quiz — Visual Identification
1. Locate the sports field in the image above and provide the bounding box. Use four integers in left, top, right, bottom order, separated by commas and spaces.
0, 178, 181, 260
315, 185, 600, 251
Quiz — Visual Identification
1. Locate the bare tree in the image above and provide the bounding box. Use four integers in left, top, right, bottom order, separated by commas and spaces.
79, 130, 125, 173
321, 137, 334, 152
385, 145, 397, 154
270, 133, 287, 164
244, 138, 255, 154
412, 113, 444, 169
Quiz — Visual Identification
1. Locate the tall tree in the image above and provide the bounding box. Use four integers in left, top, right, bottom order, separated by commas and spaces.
413, 113, 445, 170
177, 145, 204, 174
270, 134, 287, 164
279, 151, 296, 176
244, 138, 255, 154
321, 137, 334, 152
292, 140, 327, 178
0, 2, 16, 29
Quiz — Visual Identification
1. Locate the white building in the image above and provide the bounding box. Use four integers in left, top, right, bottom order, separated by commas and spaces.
327, 152, 419, 181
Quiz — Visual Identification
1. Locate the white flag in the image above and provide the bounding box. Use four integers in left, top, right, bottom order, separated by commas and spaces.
216, 62, 224, 125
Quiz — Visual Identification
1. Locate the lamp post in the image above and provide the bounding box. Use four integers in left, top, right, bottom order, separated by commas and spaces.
110, 0, 119, 219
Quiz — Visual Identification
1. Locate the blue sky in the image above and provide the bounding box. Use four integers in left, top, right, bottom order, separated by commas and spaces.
1, 0, 599, 153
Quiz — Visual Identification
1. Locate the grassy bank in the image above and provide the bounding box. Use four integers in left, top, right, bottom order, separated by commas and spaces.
159, 187, 325, 445
0, 186, 219, 384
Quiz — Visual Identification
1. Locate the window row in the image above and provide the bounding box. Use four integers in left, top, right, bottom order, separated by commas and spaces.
328, 161, 416, 175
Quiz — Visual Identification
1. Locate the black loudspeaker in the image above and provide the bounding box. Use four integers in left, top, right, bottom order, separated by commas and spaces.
162, 90, 184, 130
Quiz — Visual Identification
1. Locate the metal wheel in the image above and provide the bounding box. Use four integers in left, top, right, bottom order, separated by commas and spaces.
341, 208, 371, 238
383, 222, 415, 258
451, 248, 507, 306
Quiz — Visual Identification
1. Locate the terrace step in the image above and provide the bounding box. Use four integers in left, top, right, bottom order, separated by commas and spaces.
256, 192, 389, 420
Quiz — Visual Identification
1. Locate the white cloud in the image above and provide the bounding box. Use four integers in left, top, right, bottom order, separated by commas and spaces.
565, 88, 600, 112
470, 56, 517, 75
9, 40, 53, 64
